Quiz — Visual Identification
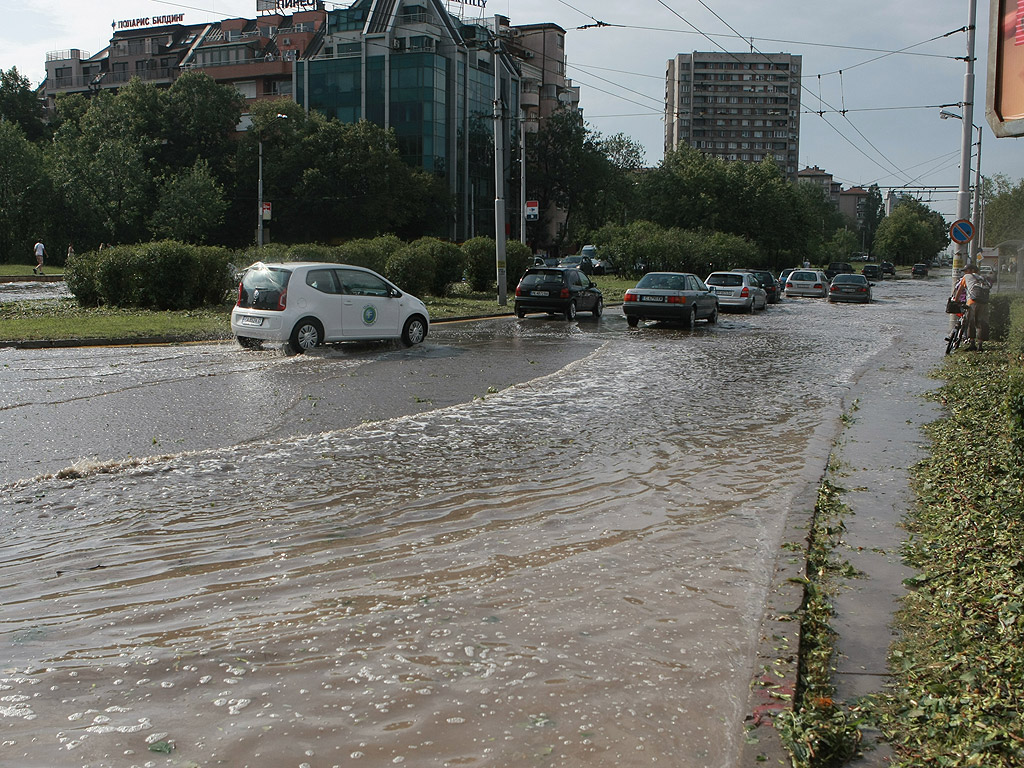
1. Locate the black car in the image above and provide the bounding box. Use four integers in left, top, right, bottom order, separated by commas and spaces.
862, 263, 883, 280
880, 261, 896, 276
514, 267, 603, 320
825, 262, 855, 280
911, 263, 929, 278
732, 268, 780, 303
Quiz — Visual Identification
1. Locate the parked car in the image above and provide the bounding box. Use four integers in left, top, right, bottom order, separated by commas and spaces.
911, 263, 929, 278
733, 268, 780, 303
705, 271, 768, 312
862, 263, 883, 280
622, 272, 719, 328
784, 269, 829, 298
231, 262, 430, 354
514, 267, 603, 320
828, 273, 873, 304
825, 261, 855, 280
556, 254, 595, 275
880, 261, 896, 277
778, 268, 797, 286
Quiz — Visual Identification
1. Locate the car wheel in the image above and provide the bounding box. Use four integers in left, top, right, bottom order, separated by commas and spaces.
565, 300, 577, 321
747, 299, 755, 314
515, 304, 526, 318
592, 298, 603, 318
686, 307, 696, 329
236, 335, 262, 350
401, 315, 428, 346
707, 306, 718, 324
289, 318, 323, 354
627, 315, 640, 328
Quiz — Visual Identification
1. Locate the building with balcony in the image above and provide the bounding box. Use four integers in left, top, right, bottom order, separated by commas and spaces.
665, 51, 802, 180
798, 165, 842, 204
42, 6, 327, 111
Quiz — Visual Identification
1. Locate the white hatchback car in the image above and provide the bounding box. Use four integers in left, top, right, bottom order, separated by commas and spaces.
705, 271, 767, 312
231, 262, 430, 353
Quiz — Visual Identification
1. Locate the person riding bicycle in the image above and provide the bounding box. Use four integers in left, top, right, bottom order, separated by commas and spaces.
951, 264, 991, 351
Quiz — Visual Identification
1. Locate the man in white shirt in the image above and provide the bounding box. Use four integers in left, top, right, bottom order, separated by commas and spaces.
33, 240, 45, 275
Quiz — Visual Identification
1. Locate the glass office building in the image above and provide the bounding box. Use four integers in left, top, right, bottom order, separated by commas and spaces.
295, 0, 521, 240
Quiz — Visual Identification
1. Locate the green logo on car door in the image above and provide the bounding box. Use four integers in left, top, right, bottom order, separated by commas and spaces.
362, 305, 377, 325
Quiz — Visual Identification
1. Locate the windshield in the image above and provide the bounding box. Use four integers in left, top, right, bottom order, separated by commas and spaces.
520, 270, 565, 288
238, 264, 292, 309
707, 274, 744, 287
636, 274, 686, 290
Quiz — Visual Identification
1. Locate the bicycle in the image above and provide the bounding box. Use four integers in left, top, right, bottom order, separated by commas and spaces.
945, 300, 968, 355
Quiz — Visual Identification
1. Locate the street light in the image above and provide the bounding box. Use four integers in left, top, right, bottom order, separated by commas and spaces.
939, 108, 983, 266
257, 113, 289, 247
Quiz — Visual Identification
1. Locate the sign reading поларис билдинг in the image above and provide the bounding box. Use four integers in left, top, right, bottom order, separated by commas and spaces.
114, 14, 185, 30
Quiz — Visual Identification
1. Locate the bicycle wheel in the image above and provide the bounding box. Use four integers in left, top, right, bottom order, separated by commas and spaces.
946, 319, 963, 355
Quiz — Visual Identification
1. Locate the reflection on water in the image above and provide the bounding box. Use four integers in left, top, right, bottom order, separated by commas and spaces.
0, 280, 946, 767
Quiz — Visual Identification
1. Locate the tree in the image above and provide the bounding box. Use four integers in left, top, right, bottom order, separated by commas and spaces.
0, 67, 46, 142
0, 121, 49, 262
873, 198, 948, 264
160, 70, 245, 181
149, 160, 228, 243
981, 173, 1024, 245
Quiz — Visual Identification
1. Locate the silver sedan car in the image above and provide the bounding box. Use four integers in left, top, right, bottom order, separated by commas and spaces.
705, 271, 768, 312
784, 269, 829, 298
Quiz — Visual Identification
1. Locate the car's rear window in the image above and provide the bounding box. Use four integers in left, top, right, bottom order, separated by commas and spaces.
636, 274, 686, 290
520, 270, 565, 288
238, 265, 291, 309
707, 274, 744, 287
832, 274, 865, 284
790, 271, 818, 281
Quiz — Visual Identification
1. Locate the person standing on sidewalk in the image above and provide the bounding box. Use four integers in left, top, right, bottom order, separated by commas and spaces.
951, 264, 991, 351
33, 240, 46, 275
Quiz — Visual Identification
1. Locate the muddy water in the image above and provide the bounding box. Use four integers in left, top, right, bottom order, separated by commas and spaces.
1, 279, 947, 768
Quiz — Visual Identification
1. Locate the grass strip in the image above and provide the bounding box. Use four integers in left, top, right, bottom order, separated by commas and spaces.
868, 349, 1024, 767
775, 475, 863, 767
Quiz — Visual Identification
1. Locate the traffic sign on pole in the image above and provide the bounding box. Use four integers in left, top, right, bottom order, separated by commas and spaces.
950, 218, 974, 244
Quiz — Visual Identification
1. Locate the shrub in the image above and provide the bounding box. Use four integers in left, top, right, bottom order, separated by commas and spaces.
69, 241, 236, 310
397, 237, 465, 296
505, 240, 533, 285
336, 235, 403, 274
235, 242, 291, 267
463, 237, 497, 291
64, 248, 102, 307
287, 243, 339, 263
385, 242, 436, 297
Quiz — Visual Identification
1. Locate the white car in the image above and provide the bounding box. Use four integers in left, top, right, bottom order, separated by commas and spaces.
705, 271, 767, 312
784, 269, 829, 298
231, 262, 430, 353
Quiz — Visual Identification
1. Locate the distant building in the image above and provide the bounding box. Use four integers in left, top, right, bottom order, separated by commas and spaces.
665, 51, 802, 180
839, 186, 870, 226
798, 165, 841, 204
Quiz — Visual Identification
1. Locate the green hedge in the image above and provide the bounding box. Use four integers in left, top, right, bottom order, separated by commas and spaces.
65, 241, 234, 310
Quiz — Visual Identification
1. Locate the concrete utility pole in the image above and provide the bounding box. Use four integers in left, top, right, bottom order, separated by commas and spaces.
493, 19, 508, 306
953, 0, 978, 293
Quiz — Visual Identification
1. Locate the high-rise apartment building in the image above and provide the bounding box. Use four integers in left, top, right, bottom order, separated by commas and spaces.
665, 51, 801, 180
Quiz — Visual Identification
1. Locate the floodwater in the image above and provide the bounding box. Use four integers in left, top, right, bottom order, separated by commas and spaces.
0, 280, 71, 304
0, 278, 948, 768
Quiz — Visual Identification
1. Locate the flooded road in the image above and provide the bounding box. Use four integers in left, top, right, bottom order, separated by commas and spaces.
1, 278, 949, 768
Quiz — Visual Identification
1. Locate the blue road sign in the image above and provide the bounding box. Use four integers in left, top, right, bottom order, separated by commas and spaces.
950, 219, 974, 244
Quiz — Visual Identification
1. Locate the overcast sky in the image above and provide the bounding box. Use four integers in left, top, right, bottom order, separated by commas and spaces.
6, 0, 1020, 221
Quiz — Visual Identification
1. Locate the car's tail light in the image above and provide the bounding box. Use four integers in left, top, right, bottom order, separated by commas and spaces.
667, 295, 685, 304
515, 286, 524, 297
278, 289, 287, 310
740, 287, 749, 297
236, 282, 244, 306
786, 282, 793, 288
560, 288, 569, 298
623, 291, 638, 302
814, 283, 823, 289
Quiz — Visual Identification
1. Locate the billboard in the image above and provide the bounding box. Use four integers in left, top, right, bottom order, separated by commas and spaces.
987, 0, 1024, 135
257, 0, 320, 13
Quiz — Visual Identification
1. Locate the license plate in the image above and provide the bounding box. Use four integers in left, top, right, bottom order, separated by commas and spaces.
238, 316, 264, 327
641, 295, 665, 302
717, 290, 735, 296
530, 290, 550, 297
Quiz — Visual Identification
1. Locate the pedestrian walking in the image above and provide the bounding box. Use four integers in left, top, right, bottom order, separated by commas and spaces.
951, 264, 992, 351
67, 243, 75, 262
33, 240, 46, 275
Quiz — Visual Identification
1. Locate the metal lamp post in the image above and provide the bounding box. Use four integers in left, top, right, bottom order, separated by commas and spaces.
257, 113, 288, 247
